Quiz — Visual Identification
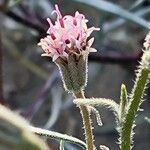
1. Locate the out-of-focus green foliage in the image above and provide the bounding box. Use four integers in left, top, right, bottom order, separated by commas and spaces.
0, 104, 50, 150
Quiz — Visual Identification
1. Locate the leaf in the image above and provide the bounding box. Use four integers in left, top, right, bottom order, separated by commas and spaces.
74, 98, 119, 117
103, 7, 150, 32
0, 105, 49, 150
119, 84, 128, 123
73, 0, 150, 29
89, 106, 103, 126
30, 126, 86, 150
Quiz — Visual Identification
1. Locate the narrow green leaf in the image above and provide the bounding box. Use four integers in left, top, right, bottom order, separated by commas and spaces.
0, 105, 49, 150
29, 126, 86, 150
74, 98, 119, 117
119, 84, 128, 123
73, 0, 150, 29
89, 106, 103, 126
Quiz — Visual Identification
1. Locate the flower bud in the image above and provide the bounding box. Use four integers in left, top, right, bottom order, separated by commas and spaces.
56, 53, 88, 93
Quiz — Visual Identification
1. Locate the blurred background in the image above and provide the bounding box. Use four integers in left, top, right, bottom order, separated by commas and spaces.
0, 0, 150, 149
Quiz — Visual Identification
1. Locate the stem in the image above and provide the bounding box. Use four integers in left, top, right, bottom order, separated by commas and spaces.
74, 91, 94, 150
121, 68, 149, 150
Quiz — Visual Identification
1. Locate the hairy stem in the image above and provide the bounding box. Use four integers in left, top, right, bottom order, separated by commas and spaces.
121, 68, 149, 150
74, 91, 94, 150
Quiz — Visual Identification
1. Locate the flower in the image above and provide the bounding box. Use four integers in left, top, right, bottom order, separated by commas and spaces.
38, 4, 100, 61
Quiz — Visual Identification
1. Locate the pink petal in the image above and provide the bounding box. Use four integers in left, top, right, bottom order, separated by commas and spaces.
47, 18, 53, 27
52, 4, 62, 19
87, 27, 100, 37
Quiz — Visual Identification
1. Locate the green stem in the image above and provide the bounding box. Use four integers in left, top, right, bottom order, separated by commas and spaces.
74, 91, 94, 150
121, 68, 149, 150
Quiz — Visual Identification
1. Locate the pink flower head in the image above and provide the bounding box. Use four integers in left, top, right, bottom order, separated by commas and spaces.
38, 4, 100, 61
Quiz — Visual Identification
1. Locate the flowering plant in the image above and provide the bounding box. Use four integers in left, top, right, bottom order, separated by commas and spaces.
37, 5, 150, 150
0, 3, 149, 150
38, 5, 101, 150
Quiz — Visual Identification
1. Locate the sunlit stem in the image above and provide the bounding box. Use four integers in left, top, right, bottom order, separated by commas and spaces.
121, 68, 149, 150
74, 91, 94, 150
